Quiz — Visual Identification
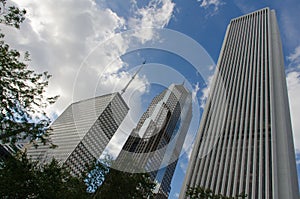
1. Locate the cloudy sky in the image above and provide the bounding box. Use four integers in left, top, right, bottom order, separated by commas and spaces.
3, 0, 300, 198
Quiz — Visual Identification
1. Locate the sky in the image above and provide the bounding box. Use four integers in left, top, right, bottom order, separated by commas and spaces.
3, 0, 300, 198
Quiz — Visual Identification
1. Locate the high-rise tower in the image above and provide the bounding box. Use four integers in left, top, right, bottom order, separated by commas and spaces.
28, 93, 129, 176
180, 8, 299, 199
116, 83, 192, 199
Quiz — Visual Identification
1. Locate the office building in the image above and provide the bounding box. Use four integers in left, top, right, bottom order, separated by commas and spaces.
180, 8, 299, 199
116, 83, 192, 198
28, 92, 129, 176
0, 142, 26, 160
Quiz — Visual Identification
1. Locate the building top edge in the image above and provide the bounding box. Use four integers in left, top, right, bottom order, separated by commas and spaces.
71, 92, 118, 106
230, 7, 271, 22
116, 92, 130, 110
172, 83, 192, 94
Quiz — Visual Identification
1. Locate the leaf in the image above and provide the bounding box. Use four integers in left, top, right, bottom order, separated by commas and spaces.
0, 0, 59, 146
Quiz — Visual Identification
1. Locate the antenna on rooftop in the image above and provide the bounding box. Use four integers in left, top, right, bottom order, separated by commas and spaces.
120, 60, 146, 95
181, 79, 185, 86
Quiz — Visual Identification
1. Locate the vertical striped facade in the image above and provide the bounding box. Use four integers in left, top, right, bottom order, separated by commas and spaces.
180, 8, 299, 199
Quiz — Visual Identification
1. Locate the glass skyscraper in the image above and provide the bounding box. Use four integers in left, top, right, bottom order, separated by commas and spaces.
180, 8, 299, 199
28, 92, 128, 176
115, 83, 192, 199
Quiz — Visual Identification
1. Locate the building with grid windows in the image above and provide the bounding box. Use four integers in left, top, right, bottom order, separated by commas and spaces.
28, 92, 128, 176
179, 8, 299, 199
115, 83, 192, 199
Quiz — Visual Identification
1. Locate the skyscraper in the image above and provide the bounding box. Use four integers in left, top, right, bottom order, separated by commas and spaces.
0, 141, 26, 160
180, 8, 299, 199
28, 92, 129, 176
115, 83, 192, 199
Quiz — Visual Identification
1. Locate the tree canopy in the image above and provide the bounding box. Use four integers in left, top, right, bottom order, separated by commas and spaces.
93, 167, 157, 199
0, 153, 157, 199
0, 152, 90, 199
0, 0, 58, 145
0, 0, 26, 28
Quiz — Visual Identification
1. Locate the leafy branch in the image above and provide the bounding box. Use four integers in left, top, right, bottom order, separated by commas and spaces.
0, 0, 58, 145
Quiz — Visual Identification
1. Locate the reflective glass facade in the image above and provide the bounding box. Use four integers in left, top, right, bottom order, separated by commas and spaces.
115, 84, 192, 199
28, 93, 128, 176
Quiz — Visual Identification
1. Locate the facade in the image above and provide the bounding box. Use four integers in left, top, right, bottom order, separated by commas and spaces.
180, 8, 299, 199
115, 83, 192, 198
0, 142, 26, 160
28, 92, 129, 176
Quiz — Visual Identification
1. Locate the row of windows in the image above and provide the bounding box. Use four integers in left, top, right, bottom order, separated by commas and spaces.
187, 8, 272, 199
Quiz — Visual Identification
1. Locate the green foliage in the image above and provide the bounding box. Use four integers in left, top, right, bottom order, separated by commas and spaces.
0, 152, 90, 199
0, 0, 58, 145
0, 0, 26, 29
186, 186, 247, 199
94, 168, 157, 199
1, 152, 156, 198
85, 157, 111, 193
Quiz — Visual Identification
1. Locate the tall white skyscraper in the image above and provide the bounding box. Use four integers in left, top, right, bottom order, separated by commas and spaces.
180, 8, 299, 199
116, 83, 192, 199
28, 93, 128, 176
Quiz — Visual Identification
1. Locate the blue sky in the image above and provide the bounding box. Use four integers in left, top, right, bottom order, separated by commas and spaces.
4, 0, 300, 198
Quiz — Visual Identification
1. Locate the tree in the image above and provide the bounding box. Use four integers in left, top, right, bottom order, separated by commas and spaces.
186, 186, 247, 199
83, 156, 156, 199
0, 0, 26, 28
0, 0, 58, 145
0, 152, 90, 198
0, 152, 156, 198
93, 168, 157, 199
85, 157, 111, 193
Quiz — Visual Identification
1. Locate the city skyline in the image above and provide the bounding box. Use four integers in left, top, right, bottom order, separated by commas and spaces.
4, 1, 300, 198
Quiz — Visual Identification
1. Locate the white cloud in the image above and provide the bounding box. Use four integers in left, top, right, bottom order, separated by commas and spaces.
192, 82, 200, 102
182, 131, 195, 160
4, 0, 175, 118
131, 0, 175, 28
287, 71, 300, 152
297, 159, 300, 165
197, 0, 224, 13
2, 0, 176, 160
286, 45, 300, 152
128, 0, 175, 43
200, 73, 214, 109
4, 0, 128, 117
288, 45, 300, 66
179, 160, 188, 173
